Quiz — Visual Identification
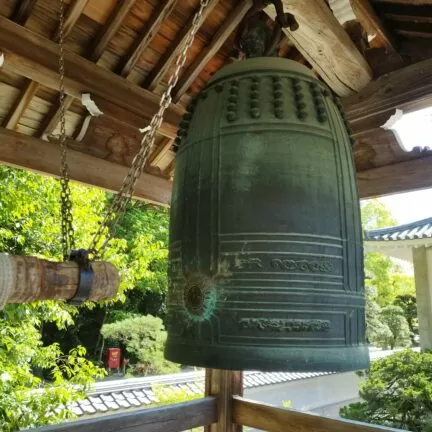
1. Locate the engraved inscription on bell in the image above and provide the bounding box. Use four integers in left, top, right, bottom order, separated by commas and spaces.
165, 58, 369, 372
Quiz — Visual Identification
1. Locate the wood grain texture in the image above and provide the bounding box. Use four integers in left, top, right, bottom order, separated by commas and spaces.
3, 0, 88, 132
143, 0, 221, 91
89, 0, 137, 63
173, 0, 252, 101
357, 154, 432, 198
10, 0, 37, 25
0, 16, 184, 137
26, 397, 217, 432
350, 0, 401, 54
2, 254, 119, 306
232, 397, 404, 432
119, 0, 178, 78
343, 57, 432, 134
265, 0, 372, 96
0, 128, 172, 206
205, 370, 243, 432
2, 80, 39, 130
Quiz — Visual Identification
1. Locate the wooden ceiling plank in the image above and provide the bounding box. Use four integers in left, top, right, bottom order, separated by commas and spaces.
89, 0, 136, 63
173, 0, 253, 102
0, 127, 172, 206
350, 0, 401, 55
148, 137, 173, 166
357, 155, 432, 198
143, 0, 221, 91
164, 158, 176, 178
10, 0, 38, 25
119, 0, 177, 78
265, 0, 372, 96
0, 16, 183, 138
343, 57, 432, 135
2, 0, 89, 132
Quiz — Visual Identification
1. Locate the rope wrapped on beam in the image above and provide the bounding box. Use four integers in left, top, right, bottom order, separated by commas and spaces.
0, 253, 119, 309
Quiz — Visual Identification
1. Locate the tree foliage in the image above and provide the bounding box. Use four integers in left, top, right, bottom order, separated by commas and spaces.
0, 166, 170, 429
101, 315, 179, 376
369, 305, 411, 350
340, 350, 432, 431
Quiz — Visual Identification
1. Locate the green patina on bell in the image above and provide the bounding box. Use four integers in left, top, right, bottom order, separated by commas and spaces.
164, 57, 370, 372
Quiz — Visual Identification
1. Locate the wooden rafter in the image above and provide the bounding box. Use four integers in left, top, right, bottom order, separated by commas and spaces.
2, 0, 88, 131
173, 0, 253, 102
265, 0, 372, 96
89, 0, 137, 63
0, 128, 172, 206
143, 0, 220, 91
148, 137, 173, 167
38, 94, 74, 138
10, 0, 37, 25
119, 0, 177, 78
350, 0, 401, 55
0, 16, 183, 138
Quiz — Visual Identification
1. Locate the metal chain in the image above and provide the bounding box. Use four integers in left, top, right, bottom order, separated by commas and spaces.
58, 0, 75, 260
88, 0, 211, 258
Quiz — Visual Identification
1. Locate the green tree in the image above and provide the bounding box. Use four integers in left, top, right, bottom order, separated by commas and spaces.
394, 294, 418, 344
101, 315, 179, 376
0, 166, 119, 429
369, 305, 411, 350
340, 350, 432, 431
362, 200, 415, 307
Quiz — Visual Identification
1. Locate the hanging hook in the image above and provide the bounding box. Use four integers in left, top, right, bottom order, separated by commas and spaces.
235, 0, 299, 58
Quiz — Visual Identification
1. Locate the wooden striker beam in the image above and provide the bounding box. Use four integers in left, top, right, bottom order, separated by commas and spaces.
0, 254, 119, 309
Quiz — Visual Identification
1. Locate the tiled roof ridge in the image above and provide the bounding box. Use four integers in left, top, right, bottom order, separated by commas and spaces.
364, 217, 432, 241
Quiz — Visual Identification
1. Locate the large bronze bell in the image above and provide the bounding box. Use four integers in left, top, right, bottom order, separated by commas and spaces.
165, 58, 369, 372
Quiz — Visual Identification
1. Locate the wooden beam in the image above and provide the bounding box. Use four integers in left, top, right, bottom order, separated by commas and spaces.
0, 16, 184, 138
205, 370, 243, 432
343, 57, 432, 136
89, 0, 136, 63
349, 0, 401, 55
357, 155, 432, 198
2, 0, 88, 131
233, 397, 404, 432
119, 0, 177, 78
265, 0, 372, 96
383, 13, 432, 23
27, 397, 217, 432
143, 0, 220, 91
0, 128, 172, 206
41, 0, 137, 138
149, 137, 173, 166
172, 0, 252, 102
10, 0, 37, 25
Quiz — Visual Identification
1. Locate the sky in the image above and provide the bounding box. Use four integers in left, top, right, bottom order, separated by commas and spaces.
363, 188, 432, 225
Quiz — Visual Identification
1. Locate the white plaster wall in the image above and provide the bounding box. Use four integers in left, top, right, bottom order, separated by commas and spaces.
244, 371, 362, 418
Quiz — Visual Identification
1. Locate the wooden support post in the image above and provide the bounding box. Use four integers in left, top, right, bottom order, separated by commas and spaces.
205, 369, 243, 432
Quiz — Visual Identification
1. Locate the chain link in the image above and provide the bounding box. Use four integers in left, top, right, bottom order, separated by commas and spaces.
58, 0, 75, 260
88, 0, 211, 258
